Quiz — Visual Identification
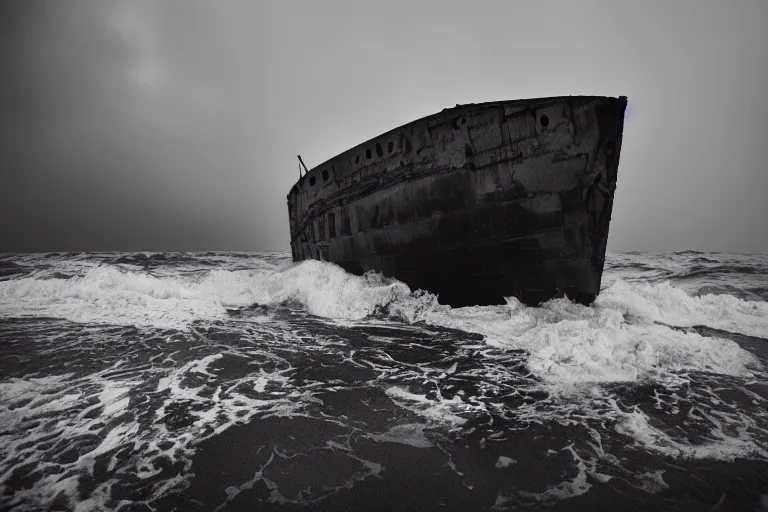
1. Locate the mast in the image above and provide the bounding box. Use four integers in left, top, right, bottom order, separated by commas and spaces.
297, 155, 309, 177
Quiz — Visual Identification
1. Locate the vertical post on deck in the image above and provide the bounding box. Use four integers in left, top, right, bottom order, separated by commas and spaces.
297, 155, 309, 177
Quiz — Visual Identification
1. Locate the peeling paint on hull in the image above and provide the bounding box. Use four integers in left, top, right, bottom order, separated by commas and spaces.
287, 96, 627, 307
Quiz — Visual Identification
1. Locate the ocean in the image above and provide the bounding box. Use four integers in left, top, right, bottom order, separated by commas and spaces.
0, 251, 767, 511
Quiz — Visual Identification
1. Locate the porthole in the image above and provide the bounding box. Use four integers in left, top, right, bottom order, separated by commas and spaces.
322, 169, 329, 181
388, 141, 394, 153
355, 155, 360, 164
366, 148, 372, 160
309, 176, 316, 186
540, 114, 549, 128
376, 143, 383, 158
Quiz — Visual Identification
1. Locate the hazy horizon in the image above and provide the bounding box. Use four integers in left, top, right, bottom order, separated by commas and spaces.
1, 0, 766, 253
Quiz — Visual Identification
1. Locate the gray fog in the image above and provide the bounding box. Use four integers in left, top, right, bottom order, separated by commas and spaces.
1, 0, 766, 253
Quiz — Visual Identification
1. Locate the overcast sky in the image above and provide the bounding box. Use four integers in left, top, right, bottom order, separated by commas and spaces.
1, 0, 766, 253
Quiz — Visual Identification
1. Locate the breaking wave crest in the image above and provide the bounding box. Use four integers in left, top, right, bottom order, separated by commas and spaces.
1, 255, 765, 387
596, 280, 768, 338
424, 296, 759, 385
0, 261, 439, 329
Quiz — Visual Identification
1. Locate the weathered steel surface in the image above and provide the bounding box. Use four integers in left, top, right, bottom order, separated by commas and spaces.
287, 96, 627, 307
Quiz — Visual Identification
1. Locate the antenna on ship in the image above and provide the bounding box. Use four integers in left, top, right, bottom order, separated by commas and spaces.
297, 155, 309, 178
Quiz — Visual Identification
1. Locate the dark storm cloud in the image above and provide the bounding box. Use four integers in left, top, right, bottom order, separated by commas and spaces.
1, 0, 766, 252
0, 0, 274, 251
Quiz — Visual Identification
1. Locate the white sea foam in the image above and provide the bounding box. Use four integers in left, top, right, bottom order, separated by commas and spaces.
596, 280, 768, 338
369, 423, 434, 448
0, 259, 764, 387
422, 296, 759, 386
0, 372, 146, 510
0, 347, 317, 511
0, 261, 435, 329
1, 254, 766, 509
611, 398, 768, 461
0, 266, 222, 329
193, 261, 436, 321
384, 386, 472, 426
495, 456, 517, 469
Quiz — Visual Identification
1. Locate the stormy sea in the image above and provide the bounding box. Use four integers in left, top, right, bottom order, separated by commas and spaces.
0, 251, 767, 512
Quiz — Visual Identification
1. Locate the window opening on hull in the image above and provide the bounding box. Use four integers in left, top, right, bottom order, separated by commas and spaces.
540, 114, 549, 127
309, 176, 316, 186
365, 148, 372, 160
388, 141, 394, 153
322, 169, 329, 181
375, 143, 383, 158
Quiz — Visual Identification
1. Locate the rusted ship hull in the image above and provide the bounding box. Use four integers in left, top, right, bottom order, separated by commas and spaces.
287, 96, 627, 307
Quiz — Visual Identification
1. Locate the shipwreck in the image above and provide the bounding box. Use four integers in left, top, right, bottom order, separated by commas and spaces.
287, 95, 627, 307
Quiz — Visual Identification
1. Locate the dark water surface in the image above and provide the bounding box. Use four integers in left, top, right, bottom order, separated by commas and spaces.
0, 251, 767, 511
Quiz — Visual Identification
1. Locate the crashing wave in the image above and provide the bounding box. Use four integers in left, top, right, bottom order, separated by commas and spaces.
1, 257, 765, 387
